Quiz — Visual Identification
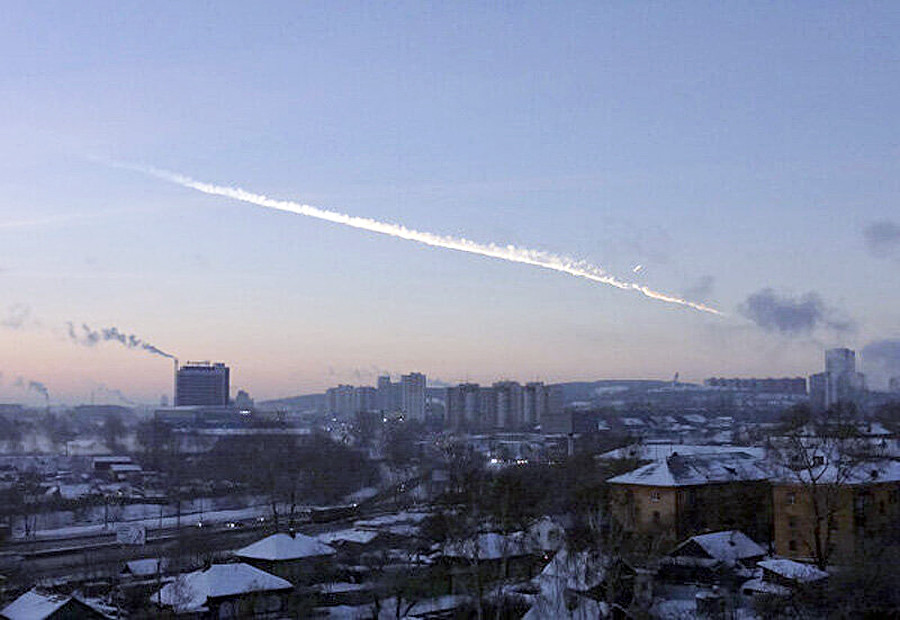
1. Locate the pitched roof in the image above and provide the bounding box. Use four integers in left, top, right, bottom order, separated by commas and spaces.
1, 590, 70, 620
607, 452, 768, 487
759, 559, 828, 583
1, 589, 104, 620
123, 558, 166, 577
235, 532, 336, 561
672, 531, 765, 565
316, 529, 379, 545
154, 563, 292, 613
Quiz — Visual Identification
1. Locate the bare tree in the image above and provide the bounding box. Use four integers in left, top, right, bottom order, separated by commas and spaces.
768, 403, 884, 569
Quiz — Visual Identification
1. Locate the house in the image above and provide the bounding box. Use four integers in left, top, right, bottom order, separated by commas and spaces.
441, 532, 542, 594
1, 588, 107, 620
607, 452, 772, 544
122, 558, 168, 579
771, 460, 900, 564
741, 558, 827, 597
660, 530, 766, 583
532, 547, 635, 609
235, 532, 336, 584
152, 562, 293, 618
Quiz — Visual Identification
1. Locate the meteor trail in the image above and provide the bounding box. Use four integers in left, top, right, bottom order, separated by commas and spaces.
122, 163, 721, 315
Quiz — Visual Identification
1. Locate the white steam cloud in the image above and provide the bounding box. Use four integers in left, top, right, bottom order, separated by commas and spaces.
120, 163, 722, 315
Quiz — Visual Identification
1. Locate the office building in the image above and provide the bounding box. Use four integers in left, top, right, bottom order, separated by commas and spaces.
175, 362, 230, 406
401, 372, 426, 421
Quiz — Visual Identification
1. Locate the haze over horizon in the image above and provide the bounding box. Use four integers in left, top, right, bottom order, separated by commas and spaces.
2, 2, 899, 404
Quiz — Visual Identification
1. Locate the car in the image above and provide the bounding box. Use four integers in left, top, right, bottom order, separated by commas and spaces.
225, 521, 244, 529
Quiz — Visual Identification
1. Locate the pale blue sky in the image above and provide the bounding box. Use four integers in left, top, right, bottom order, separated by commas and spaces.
1, 2, 898, 403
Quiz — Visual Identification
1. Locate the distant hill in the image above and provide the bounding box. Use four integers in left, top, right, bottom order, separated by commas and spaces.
557, 380, 672, 403
258, 393, 326, 411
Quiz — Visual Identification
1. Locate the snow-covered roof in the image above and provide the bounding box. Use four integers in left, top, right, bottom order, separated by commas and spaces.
235, 532, 336, 561
773, 459, 900, 486
741, 577, 791, 597
758, 559, 828, 583
537, 548, 611, 592
598, 443, 766, 461
1, 589, 102, 620
123, 558, 165, 577
58, 483, 95, 500
317, 529, 379, 545
154, 563, 292, 613
607, 452, 768, 487
92, 456, 132, 463
109, 464, 142, 472
672, 531, 765, 565
2, 590, 71, 620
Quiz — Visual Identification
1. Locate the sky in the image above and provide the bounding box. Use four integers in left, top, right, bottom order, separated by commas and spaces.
1, 2, 899, 405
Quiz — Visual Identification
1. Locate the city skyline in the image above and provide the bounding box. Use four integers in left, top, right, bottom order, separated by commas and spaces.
2, 3, 900, 403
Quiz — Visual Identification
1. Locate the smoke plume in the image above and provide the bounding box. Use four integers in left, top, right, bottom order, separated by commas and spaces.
863, 220, 900, 259
96, 384, 136, 406
119, 163, 721, 315
15, 377, 50, 401
861, 339, 900, 378
2, 304, 32, 330
739, 288, 853, 336
67, 322, 176, 359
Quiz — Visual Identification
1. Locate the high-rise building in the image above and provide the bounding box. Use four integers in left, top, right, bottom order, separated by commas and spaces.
493, 381, 522, 429
446, 383, 480, 430
377, 375, 393, 411
523, 382, 550, 426
354, 386, 378, 413
401, 372, 426, 421
809, 348, 866, 412
326, 384, 356, 417
175, 362, 230, 406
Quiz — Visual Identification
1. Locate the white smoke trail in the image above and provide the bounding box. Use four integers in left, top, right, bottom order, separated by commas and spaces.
121, 163, 722, 315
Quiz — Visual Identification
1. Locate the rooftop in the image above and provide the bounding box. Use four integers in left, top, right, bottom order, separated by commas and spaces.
671, 530, 765, 565
759, 559, 828, 583
154, 563, 292, 613
235, 532, 336, 561
607, 451, 768, 487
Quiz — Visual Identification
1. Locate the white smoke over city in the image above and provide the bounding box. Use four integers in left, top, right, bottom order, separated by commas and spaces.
119, 163, 722, 315
67, 322, 176, 360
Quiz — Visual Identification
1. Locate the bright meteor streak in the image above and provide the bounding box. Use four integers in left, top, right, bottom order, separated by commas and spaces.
123, 163, 722, 315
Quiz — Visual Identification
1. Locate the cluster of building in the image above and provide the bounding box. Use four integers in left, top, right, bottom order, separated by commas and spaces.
444, 381, 562, 431
325, 372, 427, 421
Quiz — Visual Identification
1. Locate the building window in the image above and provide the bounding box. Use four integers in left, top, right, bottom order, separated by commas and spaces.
787, 492, 796, 505
788, 517, 797, 529
652, 511, 661, 524
788, 540, 798, 551
650, 491, 661, 503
